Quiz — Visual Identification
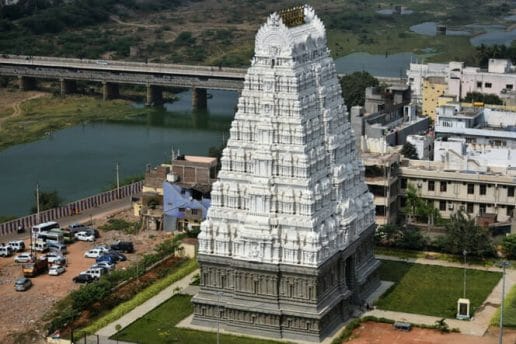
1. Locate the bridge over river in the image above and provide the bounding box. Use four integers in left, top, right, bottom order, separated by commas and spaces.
0, 54, 405, 109
0, 54, 247, 108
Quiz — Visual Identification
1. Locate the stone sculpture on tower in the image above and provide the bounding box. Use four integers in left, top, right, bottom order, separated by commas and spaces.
192, 5, 380, 342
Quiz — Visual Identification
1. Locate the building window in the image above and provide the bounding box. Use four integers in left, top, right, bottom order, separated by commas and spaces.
467, 184, 474, 194
428, 181, 435, 191
476, 81, 482, 88
506, 84, 513, 90
191, 209, 198, 215
440, 182, 447, 192
485, 82, 492, 88
508, 206, 515, 217
401, 178, 407, 189
479, 204, 486, 215
439, 200, 446, 211
508, 186, 515, 197
467, 203, 474, 213
480, 184, 486, 195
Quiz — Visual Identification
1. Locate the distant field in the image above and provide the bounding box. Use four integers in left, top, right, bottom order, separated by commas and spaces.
377, 260, 501, 318
0, 0, 513, 66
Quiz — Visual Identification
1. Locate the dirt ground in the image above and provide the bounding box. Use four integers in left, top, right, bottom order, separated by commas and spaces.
0, 210, 173, 344
348, 321, 516, 344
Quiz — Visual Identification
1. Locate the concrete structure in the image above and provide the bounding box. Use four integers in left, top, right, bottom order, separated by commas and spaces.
400, 159, 516, 223
408, 59, 516, 105
422, 76, 447, 120
0, 54, 246, 108
163, 183, 210, 232
407, 134, 432, 160
169, 154, 218, 192
192, 6, 379, 342
362, 152, 401, 225
138, 165, 169, 230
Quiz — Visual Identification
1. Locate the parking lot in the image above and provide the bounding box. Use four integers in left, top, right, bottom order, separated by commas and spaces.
0, 211, 172, 344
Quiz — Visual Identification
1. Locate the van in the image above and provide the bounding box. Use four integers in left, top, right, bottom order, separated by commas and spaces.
8, 240, 25, 252
80, 267, 108, 280
47, 242, 67, 254
31, 241, 49, 252
0, 245, 13, 257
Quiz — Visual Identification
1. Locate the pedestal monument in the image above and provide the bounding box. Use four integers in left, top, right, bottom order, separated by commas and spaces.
192, 5, 380, 342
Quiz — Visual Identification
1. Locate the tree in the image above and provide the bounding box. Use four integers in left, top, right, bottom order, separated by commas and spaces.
439, 211, 495, 258
464, 92, 503, 105
401, 142, 419, 160
403, 184, 441, 226
502, 234, 516, 259
31, 190, 62, 213
339, 71, 379, 109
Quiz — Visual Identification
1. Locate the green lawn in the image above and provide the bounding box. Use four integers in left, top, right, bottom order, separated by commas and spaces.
377, 260, 501, 318
492, 284, 516, 328
112, 294, 285, 344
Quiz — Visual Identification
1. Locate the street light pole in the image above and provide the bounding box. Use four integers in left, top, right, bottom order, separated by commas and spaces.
499, 261, 510, 344
463, 250, 467, 299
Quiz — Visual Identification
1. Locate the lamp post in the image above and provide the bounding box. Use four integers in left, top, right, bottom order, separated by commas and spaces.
499, 260, 511, 344
463, 250, 467, 299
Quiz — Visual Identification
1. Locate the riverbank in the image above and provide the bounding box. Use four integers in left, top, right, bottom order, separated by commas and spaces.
0, 89, 156, 151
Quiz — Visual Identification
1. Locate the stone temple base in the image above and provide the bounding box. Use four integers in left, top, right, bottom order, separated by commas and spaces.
192, 225, 381, 343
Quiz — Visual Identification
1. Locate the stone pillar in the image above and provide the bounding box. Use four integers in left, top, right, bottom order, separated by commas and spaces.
60, 79, 77, 96
102, 82, 119, 101
18, 76, 36, 91
192, 87, 208, 111
146, 84, 163, 106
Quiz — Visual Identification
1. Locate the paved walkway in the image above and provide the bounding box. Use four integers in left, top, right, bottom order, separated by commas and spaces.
95, 270, 199, 337
369, 254, 516, 336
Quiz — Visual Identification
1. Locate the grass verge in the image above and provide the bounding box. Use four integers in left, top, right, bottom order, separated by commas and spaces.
74, 259, 198, 339
377, 260, 501, 318
491, 284, 516, 328
112, 294, 286, 344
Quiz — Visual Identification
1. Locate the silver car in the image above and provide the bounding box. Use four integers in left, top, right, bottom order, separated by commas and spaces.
15, 277, 32, 291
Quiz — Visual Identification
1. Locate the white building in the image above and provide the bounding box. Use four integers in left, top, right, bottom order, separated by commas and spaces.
407, 59, 516, 103
192, 6, 379, 343
407, 134, 432, 160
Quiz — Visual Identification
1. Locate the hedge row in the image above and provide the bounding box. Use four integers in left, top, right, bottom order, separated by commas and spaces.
75, 258, 198, 339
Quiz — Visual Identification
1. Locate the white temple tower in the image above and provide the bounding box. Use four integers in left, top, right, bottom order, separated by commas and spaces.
192, 5, 380, 342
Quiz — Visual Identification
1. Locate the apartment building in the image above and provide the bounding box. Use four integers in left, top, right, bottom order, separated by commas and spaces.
399, 159, 515, 224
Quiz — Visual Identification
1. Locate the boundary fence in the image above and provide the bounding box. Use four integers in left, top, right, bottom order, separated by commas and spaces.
0, 181, 143, 236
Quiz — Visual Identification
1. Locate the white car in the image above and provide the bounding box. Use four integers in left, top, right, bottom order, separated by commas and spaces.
48, 265, 66, 276
75, 231, 95, 242
14, 252, 34, 263
84, 248, 103, 259
92, 261, 115, 271
93, 245, 110, 253
43, 252, 65, 264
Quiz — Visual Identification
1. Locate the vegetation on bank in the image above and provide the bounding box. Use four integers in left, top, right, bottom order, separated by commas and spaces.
491, 284, 516, 328
377, 260, 501, 318
112, 294, 286, 344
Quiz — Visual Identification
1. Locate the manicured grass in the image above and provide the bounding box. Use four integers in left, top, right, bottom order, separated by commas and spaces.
491, 284, 516, 328
112, 294, 285, 344
377, 260, 501, 318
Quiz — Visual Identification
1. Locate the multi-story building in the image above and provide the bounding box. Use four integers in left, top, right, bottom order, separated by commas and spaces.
400, 159, 515, 224
192, 6, 379, 342
422, 76, 448, 120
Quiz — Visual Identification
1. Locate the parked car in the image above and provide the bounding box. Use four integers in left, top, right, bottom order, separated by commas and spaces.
72, 274, 95, 284
84, 248, 104, 259
80, 267, 108, 279
96, 254, 116, 265
75, 231, 95, 242
0, 245, 13, 257
110, 241, 134, 253
15, 277, 32, 291
31, 240, 49, 252
47, 242, 67, 254
8, 240, 25, 252
68, 223, 88, 234
107, 251, 127, 262
91, 261, 115, 271
83, 227, 100, 238
93, 245, 110, 253
48, 265, 66, 276
14, 252, 34, 263
43, 252, 65, 264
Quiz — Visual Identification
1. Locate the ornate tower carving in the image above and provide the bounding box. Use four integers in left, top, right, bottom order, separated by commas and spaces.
192, 5, 380, 342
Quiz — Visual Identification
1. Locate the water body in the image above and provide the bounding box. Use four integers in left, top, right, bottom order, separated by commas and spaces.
334, 52, 416, 77
409, 22, 470, 36
470, 29, 516, 46
376, 8, 413, 15
0, 90, 238, 217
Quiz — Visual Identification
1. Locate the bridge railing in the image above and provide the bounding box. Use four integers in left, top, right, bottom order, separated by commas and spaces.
0, 181, 143, 236
0, 54, 247, 78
